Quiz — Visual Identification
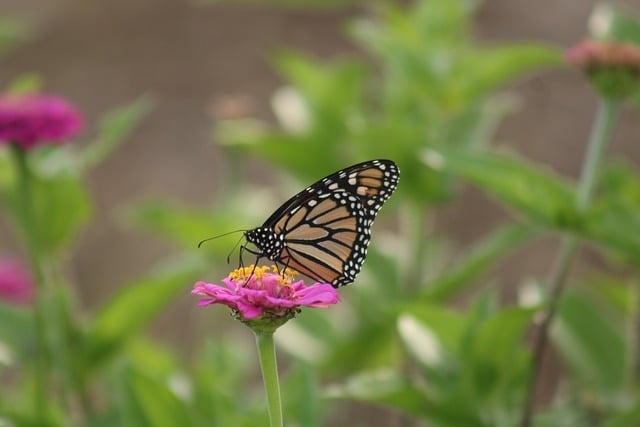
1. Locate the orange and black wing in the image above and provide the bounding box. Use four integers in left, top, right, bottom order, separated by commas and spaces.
260, 159, 399, 287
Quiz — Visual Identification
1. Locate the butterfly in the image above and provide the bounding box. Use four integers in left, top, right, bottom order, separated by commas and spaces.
243, 159, 399, 287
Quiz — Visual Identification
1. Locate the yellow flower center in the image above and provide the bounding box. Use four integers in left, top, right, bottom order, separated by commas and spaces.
228, 265, 299, 285
229, 265, 270, 282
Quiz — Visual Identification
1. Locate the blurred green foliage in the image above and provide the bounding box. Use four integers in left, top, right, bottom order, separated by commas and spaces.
0, 18, 29, 58
1, 1, 640, 427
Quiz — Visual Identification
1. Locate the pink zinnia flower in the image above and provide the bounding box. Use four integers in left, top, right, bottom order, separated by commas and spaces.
566, 40, 640, 99
566, 40, 640, 71
193, 266, 339, 330
0, 93, 83, 149
0, 258, 34, 305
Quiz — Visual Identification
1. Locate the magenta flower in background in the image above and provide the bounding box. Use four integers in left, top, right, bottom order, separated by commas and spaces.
0, 93, 83, 149
566, 40, 640, 71
193, 265, 339, 330
0, 258, 34, 305
566, 39, 640, 99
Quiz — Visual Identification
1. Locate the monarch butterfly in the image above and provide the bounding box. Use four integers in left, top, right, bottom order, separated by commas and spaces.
243, 159, 399, 287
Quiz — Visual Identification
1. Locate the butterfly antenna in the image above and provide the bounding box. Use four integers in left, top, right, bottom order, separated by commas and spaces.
226, 235, 245, 264
197, 229, 247, 248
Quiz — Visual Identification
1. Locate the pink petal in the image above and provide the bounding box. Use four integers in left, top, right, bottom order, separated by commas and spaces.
236, 301, 264, 319
295, 283, 339, 307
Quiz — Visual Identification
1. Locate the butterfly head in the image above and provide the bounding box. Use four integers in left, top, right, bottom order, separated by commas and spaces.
244, 227, 285, 261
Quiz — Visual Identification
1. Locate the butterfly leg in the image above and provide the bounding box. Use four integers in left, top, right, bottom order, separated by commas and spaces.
278, 248, 293, 278
239, 245, 264, 283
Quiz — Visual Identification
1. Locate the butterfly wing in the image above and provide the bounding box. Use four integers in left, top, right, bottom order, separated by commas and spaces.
249, 159, 399, 287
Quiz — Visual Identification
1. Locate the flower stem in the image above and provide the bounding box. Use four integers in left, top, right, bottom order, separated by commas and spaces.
10, 144, 49, 422
255, 332, 283, 427
520, 98, 619, 427
628, 278, 640, 389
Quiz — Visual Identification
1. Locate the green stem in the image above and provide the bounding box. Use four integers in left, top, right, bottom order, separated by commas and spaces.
575, 100, 619, 211
255, 332, 283, 427
520, 98, 619, 427
10, 146, 80, 423
10, 144, 49, 422
629, 278, 640, 390
50, 265, 87, 422
51, 230, 83, 412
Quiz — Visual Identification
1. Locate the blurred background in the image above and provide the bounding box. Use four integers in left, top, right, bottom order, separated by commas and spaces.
1, 0, 640, 425
0, 0, 637, 311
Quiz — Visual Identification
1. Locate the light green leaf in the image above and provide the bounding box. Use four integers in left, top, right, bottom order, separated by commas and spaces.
605, 399, 640, 427
402, 303, 467, 355
282, 363, 322, 427
0, 148, 90, 254
81, 95, 153, 170
128, 199, 242, 252
553, 291, 626, 391
534, 406, 591, 427
33, 173, 91, 253
422, 149, 577, 227
424, 224, 540, 301
583, 162, 640, 259
191, 339, 263, 427
0, 18, 29, 57
7, 73, 43, 93
118, 366, 193, 427
465, 306, 535, 397
326, 370, 428, 418
0, 304, 33, 359
84, 255, 203, 368
453, 45, 561, 102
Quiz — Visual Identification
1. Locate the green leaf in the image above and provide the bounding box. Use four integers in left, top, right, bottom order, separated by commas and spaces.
465, 306, 535, 398
534, 406, 591, 427
128, 185, 277, 254
582, 161, 640, 260
282, 363, 322, 427
584, 202, 640, 260
401, 299, 534, 425
128, 199, 242, 252
84, 255, 203, 369
0, 303, 33, 357
326, 370, 429, 418
219, 52, 368, 182
605, 399, 640, 427
453, 44, 561, 102
320, 309, 399, 374
191, 339, 264, 427
7, 73, 43, 93
0, 148, 90, 254
81, 95, 153, 170
396, 314, 458, 395
33, 173, 91, 253
0, 18, 29, 57
424, 224, 540, 301
273, 51, 366, 131
118, 366, 193, 427
589, 3, 640, 44
422, 149, 577, 228
329, 369, 491, 426
402, 303, 467, 357
553, 291, 626, 392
